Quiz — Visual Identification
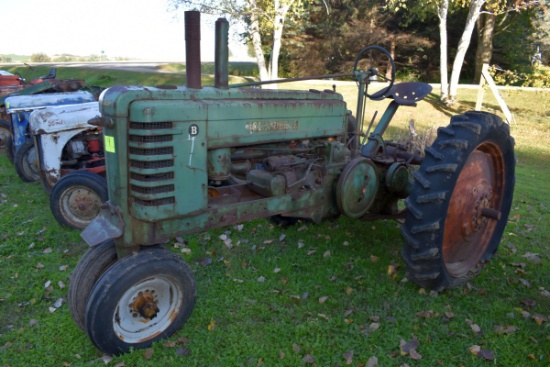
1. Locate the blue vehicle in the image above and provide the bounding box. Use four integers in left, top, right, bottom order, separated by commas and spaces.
5, 91, 95, 182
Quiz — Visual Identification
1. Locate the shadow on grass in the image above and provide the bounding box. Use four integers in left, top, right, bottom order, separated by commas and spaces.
422, 91, 507, 119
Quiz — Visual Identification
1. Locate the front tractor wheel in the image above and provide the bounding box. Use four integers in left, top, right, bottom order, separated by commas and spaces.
402, 111, 515, 290
14, 139, 40, 182
84, 247, 197, 355
50, 171, 108, 229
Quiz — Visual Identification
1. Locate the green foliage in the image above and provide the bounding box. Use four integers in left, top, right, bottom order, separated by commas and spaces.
29, 53, 51, 63
490, 65, 550, 88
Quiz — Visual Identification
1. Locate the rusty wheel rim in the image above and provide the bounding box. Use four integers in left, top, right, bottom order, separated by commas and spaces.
113, 275, 183, 343
60, 186, 102, 227
442, 142, 506, 277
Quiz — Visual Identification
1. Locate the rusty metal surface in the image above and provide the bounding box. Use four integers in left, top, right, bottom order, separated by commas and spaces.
442, 144, 505, 277
185, 11, 201, 89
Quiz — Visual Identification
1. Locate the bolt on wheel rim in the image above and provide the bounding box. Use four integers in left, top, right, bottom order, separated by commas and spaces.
443, 142, 506, 277
113, 275, 183, 343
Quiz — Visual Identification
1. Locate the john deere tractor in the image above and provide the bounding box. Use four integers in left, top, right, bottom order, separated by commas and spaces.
69, 12, 515, 355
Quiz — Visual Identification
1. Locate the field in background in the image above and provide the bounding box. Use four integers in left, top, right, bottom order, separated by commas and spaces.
0, 67, 548, 366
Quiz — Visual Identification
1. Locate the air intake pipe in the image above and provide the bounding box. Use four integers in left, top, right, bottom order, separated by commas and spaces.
185, 11, 201, 89
214, 17, 229, 89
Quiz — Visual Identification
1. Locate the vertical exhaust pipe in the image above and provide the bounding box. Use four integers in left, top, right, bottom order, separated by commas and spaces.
215, 18, 229, 89
185, 11, 201, 89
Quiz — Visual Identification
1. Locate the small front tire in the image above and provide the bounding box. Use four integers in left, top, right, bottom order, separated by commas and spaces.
84, 247, 197, 355
14, 139, 40, 182
50, 171, 108, 229
68, 241, 118, 331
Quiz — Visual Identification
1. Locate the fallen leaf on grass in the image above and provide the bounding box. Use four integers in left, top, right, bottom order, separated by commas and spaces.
366, 356, 378, 367
519, 278, 531, 288
176, 348, 190, 356
59, 265, 68, 271
369, 323, 380, 333
42, 248, 52, 254
399, 339, 419, 356
143, 348, 153, 360
410, 349, 422, 360
522, 299, 537, 308
522, 252, 541, 264
29, 319, 38, 327
417, 310, 435, 318
292, 343, 301, 353
470, 323, 481, 334
343, 350, 353, 365
302, 354, 315, 364
114, 362, 125, 367
207, 319, 216, 331
319, 296, 329, 304
101, 355, 113, 364
532, 314, 548, 325
323, 250, 331, 258
53, 298, 63, 308
494, 325, 518, 334
469, 345, 494, 361
541, 289, 550, 298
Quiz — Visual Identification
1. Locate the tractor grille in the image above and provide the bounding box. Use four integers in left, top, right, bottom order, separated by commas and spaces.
128, 121, 176, 207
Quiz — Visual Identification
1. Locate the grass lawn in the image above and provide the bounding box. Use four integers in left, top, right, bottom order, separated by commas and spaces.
0, 67, 549, 366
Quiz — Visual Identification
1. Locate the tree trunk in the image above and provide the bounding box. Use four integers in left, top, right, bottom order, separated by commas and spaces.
474, 11, 495, 84
248, 0, 269, 81
448, 0, 486, 102
270, 1, 292, 81
387, 35, 396, 80
438, 0, 450, 102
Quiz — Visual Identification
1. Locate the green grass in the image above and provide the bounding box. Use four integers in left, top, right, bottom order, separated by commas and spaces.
0, 69, 549, 366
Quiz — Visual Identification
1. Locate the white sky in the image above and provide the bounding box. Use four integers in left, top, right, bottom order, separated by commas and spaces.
1, 0, 250, 61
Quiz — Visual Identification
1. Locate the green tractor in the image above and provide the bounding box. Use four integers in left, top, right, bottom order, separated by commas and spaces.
69, 12, 515, 355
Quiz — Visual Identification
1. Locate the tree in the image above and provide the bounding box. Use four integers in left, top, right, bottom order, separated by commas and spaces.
170, 0, 306, 82
447, 0, 486, 102
474, 1, 543, 84
386, 0, 486, 103
30, 53, 51, 63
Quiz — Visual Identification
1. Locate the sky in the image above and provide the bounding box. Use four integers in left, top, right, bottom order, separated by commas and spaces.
1, 0, 251, 61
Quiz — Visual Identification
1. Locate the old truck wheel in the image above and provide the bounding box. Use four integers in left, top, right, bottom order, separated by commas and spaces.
5, 134, 15, 164
402, 111, 515, 290
68, 241, 118, 331
0, 119, 11, 156
50, 171, 108, 229
14, 139, 40, 182
84, 247, 197, 355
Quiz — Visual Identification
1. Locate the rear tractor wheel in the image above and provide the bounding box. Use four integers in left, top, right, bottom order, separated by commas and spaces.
402, 111, 515, 291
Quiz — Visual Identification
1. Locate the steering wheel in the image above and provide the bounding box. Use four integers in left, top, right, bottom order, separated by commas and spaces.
353, 45, 396, 100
